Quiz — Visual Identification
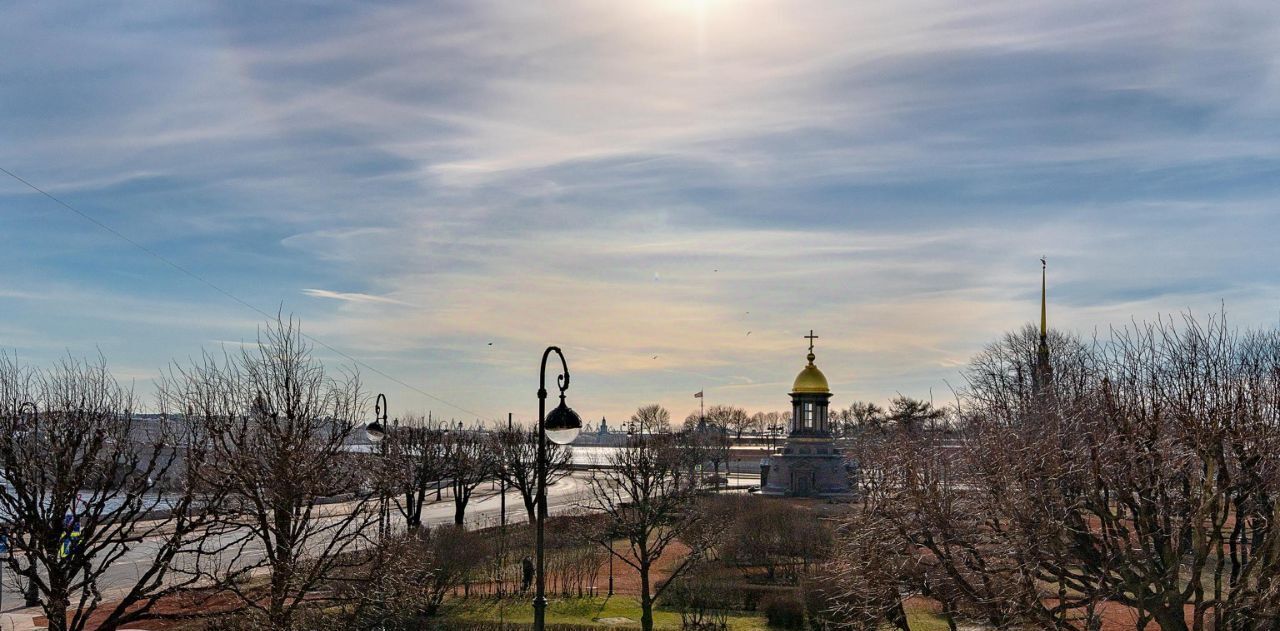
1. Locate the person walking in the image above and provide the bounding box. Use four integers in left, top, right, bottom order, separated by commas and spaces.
521, 556, 534, 594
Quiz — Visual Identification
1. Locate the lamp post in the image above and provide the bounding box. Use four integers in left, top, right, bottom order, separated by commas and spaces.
16, 401, 41, 607
437, 423, 446, 502
533, 347, 582, 631
365, 394, 388, 538
607, 527, 615, 597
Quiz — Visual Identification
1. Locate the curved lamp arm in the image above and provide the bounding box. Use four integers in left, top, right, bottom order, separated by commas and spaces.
538, 346, 570, 399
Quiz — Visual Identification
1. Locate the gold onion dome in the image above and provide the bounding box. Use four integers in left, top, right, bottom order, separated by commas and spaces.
792, 351, 830, 393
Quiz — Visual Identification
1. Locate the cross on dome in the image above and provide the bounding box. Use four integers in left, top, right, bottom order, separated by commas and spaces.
804, 330, 819, 364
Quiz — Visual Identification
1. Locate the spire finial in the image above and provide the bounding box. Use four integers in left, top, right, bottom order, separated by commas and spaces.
1040, 257, 1047, 340
804, 330, 819, 364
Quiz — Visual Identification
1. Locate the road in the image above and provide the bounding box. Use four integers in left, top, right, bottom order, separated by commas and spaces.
0, 472, 596, 617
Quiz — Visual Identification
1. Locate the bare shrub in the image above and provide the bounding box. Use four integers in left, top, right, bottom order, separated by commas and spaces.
663, 564, 735, 631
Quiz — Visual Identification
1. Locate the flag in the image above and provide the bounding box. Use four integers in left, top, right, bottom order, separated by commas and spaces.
694, 390, 703, 398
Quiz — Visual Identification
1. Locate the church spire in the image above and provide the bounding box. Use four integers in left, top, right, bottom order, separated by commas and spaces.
1040, 257, 1047, 341
1035, 257, 1053, 391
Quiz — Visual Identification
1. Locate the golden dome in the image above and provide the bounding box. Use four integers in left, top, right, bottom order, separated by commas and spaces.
792, 352, 830, 393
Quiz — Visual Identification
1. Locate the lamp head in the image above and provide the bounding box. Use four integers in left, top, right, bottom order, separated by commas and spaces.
544, 398, 582, 445
365, 420, 386, 444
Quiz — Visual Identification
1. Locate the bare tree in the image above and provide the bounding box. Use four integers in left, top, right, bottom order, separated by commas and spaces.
160, 316, 376, 630
825, 317, 1280, 631
586, 434, 723, 631
670, 430, 709, 491
382, 417, 447, 532
337, 525, 488, 626
811, 510, 916, 631
706, 405, 755, 439
700, 429, 732, 491
749, 411, 771, 435
681, 411, 703, 432
719, 497, 834, 584
820, 326, 1095, 630
1002, 315, 1280, 630
417, 525, 488, 615
884, 396, 946, 434
490, 425, 573, 524
665, 563, 735, 631
440, 426, 494, 526
0, 353, 224, 631
846, 402, 886, 432
631, 403, 671, 434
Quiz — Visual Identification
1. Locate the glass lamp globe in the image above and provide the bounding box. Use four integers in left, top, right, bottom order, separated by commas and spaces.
544, 400, 582, 445
365, 421, 386, 444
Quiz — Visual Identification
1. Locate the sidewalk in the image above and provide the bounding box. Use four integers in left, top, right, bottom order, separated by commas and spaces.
0, 610, 37, 631
0, 607, 154, 631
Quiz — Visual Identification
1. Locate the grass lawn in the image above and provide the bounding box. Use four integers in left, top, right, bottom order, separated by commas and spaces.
902, 606, 955, 631
445, 596, 770, 630
443, 595, 953, 630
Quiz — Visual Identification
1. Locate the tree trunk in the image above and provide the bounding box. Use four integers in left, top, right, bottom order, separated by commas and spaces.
640, 564, 654, 631
1152, 606, 1190, 631
270, 506, 293, 630
523, 490, 537, 525
406, 490, 424, 531
47, 590, 69, 631
454, 497, 468, 526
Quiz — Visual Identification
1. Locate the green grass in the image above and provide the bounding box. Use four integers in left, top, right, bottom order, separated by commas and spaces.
443, 594, 948, 631
900, 607, 954, 631
444, 595, 769, 630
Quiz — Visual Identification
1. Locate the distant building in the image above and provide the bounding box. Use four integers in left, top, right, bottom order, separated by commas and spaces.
569, 416, 629, 446
760, 331, 854, 498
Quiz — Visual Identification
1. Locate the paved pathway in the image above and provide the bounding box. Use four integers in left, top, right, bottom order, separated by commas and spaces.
0, 473, 595, 630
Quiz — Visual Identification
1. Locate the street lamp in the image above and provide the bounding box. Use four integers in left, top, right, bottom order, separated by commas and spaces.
607, 524, 615, 597
15, 401, 41, 607
534, 347, 581, 631
767, 423, 782, 451
437, 424, 447, 502
365, 393, 388, 537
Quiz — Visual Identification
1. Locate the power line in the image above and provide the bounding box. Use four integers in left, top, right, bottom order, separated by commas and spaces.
1, 166, 492, 420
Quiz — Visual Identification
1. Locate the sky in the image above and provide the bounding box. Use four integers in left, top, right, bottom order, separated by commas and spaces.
2, 0, 1280, 427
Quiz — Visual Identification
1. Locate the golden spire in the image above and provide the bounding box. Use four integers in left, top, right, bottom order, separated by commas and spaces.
1035, 257, 1053, 392
1040, 257, 1047, 340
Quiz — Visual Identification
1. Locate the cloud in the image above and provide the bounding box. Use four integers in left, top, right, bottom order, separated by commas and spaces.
3, 0, 1280, 423
301, 288, 410, 306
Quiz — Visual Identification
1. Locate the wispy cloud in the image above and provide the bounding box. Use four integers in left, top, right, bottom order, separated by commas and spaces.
2, 0, 1279, 423
301, 288, 410, 306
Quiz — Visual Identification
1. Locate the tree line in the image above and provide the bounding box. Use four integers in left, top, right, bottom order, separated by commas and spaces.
0, 317, 580, 631
814, 317, 1280, 631
0, 317, 744, 631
